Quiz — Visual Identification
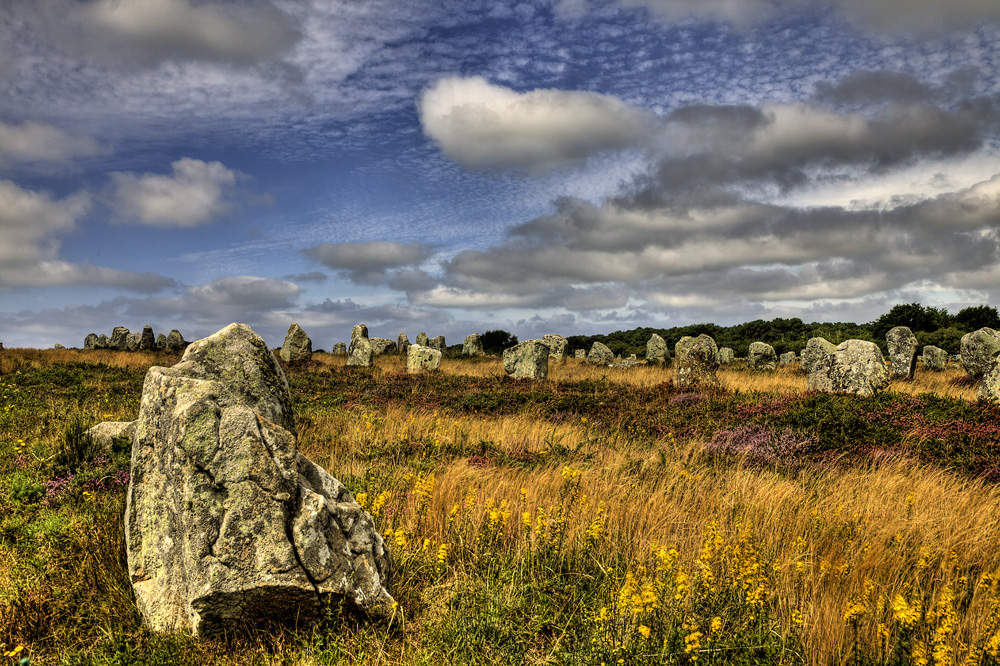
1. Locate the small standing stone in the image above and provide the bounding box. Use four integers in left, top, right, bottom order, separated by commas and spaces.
747, 342, 778, 370
886, 326, 919, 379
165, 330, 187, 353
979, 363, 1000, 405
542, 334, 568, 361
370, 338, 397, 356
575, 349, 585, 359
332, 342, 347, 354
126, 333, 142, 352
801, 337, 837, 376
140, 325, 156, 351
503, 340, 549, 379
349, 324, 369, 356
111, 326, 130, 350
429, 336, 446, 352
717, 347, 734, 364
347, 325, 374, 368
397, 333, 410, 356
463, 334, 485, 357
806, 339, 890, 397
156, 334, 167, 350
407, 345, 441, 373
645, 334, 668, 364
674, 335, 721, 390
416, 332, 429, 346
280, 323, 312, 362
922, 345, 948, 371
960, 328, 1000, 379
674, 336, 695, 367
84, 333, 99, 350
779, 351, 797, 366
587, 341, 614, 365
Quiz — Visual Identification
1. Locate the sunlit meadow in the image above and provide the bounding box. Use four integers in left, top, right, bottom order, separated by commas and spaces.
1, 348, 999, 665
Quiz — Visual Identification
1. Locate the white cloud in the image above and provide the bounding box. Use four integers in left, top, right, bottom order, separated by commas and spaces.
0, 179, 173, 291
186, 276, 301, 310
109, 158, 240, 227
76, 0, 300, 64
419, 76, 656, 169
0, 119, 103, 166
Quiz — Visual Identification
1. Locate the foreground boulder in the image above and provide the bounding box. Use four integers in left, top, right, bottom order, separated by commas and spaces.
645, 334, 668, 364
886, 326, 918, 379
747, 342, 777, 370
463, 334, 485, 357
407, 344, 441, 373
126, 323, 395, 637
922, 345, 948, 371
806, 339, 890, 397
503, 340, 549, 379
542, 334, 568, 361
979, 363, 1000, 405
280, 323, 312, 362
674, 335, 721, 390
587, 341, 614, 366
960, 328, 1000, 379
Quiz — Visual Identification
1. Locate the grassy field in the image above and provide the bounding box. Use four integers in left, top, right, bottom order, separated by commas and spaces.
1, 348, 999, 665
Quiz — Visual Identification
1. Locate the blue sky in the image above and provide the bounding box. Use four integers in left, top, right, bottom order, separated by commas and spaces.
1, 0, 998, 349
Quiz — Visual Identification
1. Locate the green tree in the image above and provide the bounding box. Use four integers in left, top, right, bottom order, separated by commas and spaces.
869, 303, 951, 341
479, 330, 518, 354
953, 305, 1000, 332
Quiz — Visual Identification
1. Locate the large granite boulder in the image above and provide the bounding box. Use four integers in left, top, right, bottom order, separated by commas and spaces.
280, 323, 312, 363
84, 333, 99, 350
407, 344, 441, 373
542, 334, 568, 361
111, 326, 130, 351
586, 341, 614, 366
806, 339, 890, 397
463, 334, 485, 357
747, 342, 778, 370
397, 333, 410, 356
503, 340, 549, 379
165, 330, 187, 353
126, 323, 395, 637
347, 325, 374, 368
717, 347, 734, 365
140, 325, 157, 352
645, 334, 668, 364
801, 337, 837, 376
370, 338, 397, 356
886, 326, 919, 379
960, 328, 1000, 379
428, 335, 446, 352
922, 345, 948, 371
674, 335, 721, 390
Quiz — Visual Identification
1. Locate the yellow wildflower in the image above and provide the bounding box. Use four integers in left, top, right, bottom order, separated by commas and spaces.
637, 624, 651, 639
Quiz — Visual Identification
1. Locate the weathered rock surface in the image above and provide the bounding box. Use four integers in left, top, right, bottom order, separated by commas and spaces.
575, 349, 585, 359
126, 323, 395, 637
370, 338, 397, 356
53, 343, 66, 350
542, 334, 568, 361
806, 339, 890, 397
407, 345, 441, 373
428, 335, 446, 352
332, 342, 347, 354
674, 336, 695, 367
156, 334, 167, 350
503, 340, 549, 379
87, 420, 138, 450
645, 334, 668, 364
674, 335, 721, 390
111, 327, 130, 351
979, 363, 1000, 405
140, 325, 156, 352
960, 328, 1000, 379
126, 333, 142, 352
747, 342, 778, 370
779, 352, 797, 366
280, 323, 312, 363
717, 347, 734, 364
587, 341, 614, 366
416, 332, 429, 347
463, 333, 485, 357
165, 330, 187, 353
922, 345, 948, 371
84, 333, 99, 350
97, 334, 109, 350
801, 337, 838, 376
886, 326, 919, 379
397, 333, 410, 356
347, 325, 374, 367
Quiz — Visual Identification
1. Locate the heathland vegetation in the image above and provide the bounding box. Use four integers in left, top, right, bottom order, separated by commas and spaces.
2, 344, 1000, 665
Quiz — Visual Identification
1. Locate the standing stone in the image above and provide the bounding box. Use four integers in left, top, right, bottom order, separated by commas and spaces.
779, 351, 797, 366
960, 328, 1000, 379
645, 334, 668, 364
542, 334, 568, 361
886, 326, 919, 379
111, 326, 130, 350
806, 339, 891, 397
674, 335, 721, 390
674, 336, 696, 367
979, 363, 1000, 405
165, 330, 187, 353
922, 345, 948, 371
463, 333, 485, 357
156, 334, 167, 350
280, 323, 313, 363
397, 333, 410, 356
126, 323, 395, 636
587, 341, 614, 366
407, 345, 441, 373
53, 343, 66, 350
428, 336, 446, 352
575, 349, 585, 359
370, 338, 397, 356
503, 340, 549, 379
349, 324, 369, 356
332, 342, 347, 354
96, 334, 109, 350
801, 337, 838, 376
84, 333, 99, 350
416, 332, 429, 347
140, 325, 156, 351
718, 347, 734, 365
347, 326, 374, 368
747, 342, 778, 370
126, 333, 142, 352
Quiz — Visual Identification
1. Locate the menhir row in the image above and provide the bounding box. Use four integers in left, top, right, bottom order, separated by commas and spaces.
83, 326, 190, 352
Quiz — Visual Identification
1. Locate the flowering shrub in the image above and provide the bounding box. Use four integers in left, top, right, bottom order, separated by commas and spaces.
704, 424, 813, 470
